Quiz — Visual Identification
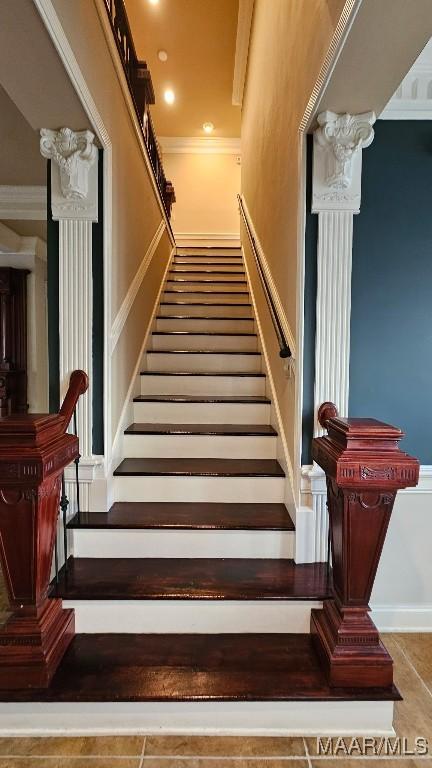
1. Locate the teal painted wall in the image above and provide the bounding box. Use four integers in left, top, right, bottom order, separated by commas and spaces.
349, 121, 432, 464
302, 121, 432, 465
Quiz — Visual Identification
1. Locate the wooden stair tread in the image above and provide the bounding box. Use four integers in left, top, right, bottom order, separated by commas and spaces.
51, 559, 329, 601
147, 350, 261, 355
67, 502, 295, 531
160, 302, 252, 307
0, 633, 400, 703
156, 315, 254, 321
168, 278, 247, 283
140, 372, 266, 377
134, 395, 270, 402
113, 458, 285, 477
124, 423, 277, 436
164, 290, 249, 295
152, 331, 257, 337
170, 269, 245, 274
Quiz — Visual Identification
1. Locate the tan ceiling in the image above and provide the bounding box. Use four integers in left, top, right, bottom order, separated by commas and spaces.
0, 86, 46, 186
1, 220, 47, 241
124, 0, 241, 138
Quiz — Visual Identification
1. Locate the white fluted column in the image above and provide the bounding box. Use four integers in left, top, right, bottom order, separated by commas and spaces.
314, 210, 353, 433
301, 111, 375, 562
58, 219, 93, 456
41, 128, 99, 520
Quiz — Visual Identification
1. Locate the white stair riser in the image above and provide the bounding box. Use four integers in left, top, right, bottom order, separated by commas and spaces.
171, 264, 245, 273
175, 252, 242, 258
169, 271, 246, 280
147, 352, 262, 373
163, 293, 250, 303
140, 374, 266, 397
0, 701, 395, 737
155, 317, 255, 332
151, 334, 258, 352
64, 599, 317, 634
133, 401, 270, 424
114, 475, 285, 503
159, 304, 252, 317
123, 433, 277, 459
166, 282, 247, 293
72, 528, 293, 559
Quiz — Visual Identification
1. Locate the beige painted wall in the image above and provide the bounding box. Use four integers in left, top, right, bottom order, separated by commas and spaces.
241, 0, 346, 493
163, 152, 241, 242
50, 0, 173, 445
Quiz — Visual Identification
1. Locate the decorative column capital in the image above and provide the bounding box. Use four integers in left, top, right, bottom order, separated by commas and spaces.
312, 111, 375, 213
40, 128, 98, 222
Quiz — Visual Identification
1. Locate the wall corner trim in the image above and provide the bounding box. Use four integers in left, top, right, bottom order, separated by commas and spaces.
239, 194, 296, 358
110, 220, 166, 356
232, 0, 255, 107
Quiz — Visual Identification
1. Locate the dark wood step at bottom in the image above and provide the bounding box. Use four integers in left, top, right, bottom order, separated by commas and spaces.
68, 502, 294, 531
124, 423, 277, 436
50, 559, 330, 600
0, 633, 399, 703
134, 394, 270, 402
114, 458, 284, 477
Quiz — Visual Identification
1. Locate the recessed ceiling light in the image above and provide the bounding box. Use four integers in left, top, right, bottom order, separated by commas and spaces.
148, 0, 159, 5
203, 122, 214, 134
164, 89, 175, 105
158, 49, 168, 62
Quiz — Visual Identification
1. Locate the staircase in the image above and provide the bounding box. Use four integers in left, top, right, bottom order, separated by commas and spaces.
0, 248, 397, 735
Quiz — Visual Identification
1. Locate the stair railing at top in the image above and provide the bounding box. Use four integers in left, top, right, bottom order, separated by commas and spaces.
102, 0, 176, 221
238, 195, 292, 359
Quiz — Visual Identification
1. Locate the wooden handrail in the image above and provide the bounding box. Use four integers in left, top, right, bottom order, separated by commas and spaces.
59, 370, 89, 433
238, 195, 292, 359
102, 0, 175, 225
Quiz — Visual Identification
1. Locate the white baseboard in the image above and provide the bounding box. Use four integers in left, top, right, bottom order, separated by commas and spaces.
372, 605, 432, 632
0, 700, 395, 737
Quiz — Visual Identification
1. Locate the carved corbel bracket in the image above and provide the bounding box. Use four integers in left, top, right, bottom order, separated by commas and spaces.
40, 128, 98, 222
312, 111, 375, 213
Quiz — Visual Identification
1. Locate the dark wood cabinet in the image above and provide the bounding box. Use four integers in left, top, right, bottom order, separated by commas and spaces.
0, 267, 29, 416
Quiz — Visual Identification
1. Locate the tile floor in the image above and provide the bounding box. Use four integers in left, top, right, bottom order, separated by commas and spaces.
0, 574, 431, 766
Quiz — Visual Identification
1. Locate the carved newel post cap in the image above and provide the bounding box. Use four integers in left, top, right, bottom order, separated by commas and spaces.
312, 402, 420, 490
317, 401, 338, 429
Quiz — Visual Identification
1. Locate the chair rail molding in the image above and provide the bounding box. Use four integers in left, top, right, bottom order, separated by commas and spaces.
40, 127, 100, 512
307, 110, 375, 561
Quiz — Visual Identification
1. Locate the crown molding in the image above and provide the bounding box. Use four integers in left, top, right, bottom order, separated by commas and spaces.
380, 39, 432, 119
159, 137, 241, 155
299, 0, 362, 133
0, 186, 46, 220
232, 0, 255, 107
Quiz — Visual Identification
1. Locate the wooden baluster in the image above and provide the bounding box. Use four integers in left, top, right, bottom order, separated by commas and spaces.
0, 370, 88, 688
310, 402, 420, 688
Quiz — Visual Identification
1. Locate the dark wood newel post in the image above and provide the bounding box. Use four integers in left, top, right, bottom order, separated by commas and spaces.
311, 401, 419, 688
0, 370, 88, 689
